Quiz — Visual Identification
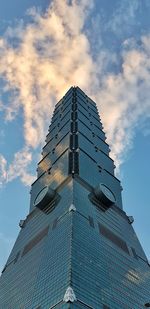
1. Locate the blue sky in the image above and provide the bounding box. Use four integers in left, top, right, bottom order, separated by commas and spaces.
0, 0, 150, 272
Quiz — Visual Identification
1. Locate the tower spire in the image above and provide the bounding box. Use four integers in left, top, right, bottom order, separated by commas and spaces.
30, 86, 122, 215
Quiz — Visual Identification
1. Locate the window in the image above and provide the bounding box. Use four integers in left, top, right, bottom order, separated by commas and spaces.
89, 216, 94, 228
68, 151, 79, 174
71, 121, 78, 133
52, 218, 58, 230
78, 108, 89, 121
72, 103, 77, 111
22, 226, 49, 257
131, 247, 138, 259
99, 223, 129, 254
14, 251, 20, 264
71, 111, 77, 120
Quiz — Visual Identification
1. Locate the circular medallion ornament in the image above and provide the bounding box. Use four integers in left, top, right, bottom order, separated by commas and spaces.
94, 183, 116, 207
34, 186, 55, 210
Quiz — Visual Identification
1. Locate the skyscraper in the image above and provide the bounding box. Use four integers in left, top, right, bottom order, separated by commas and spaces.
0, 86, 150, 309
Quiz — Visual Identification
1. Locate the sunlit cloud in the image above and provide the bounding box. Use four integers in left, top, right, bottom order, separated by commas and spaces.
0, 0, 150, 185
0, 0, 95, 149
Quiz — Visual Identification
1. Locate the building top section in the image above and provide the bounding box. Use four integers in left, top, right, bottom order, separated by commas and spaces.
30, 86, 123, 212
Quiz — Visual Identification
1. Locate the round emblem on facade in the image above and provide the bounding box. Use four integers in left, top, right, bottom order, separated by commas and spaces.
94, 183, 116, 207
34, 186, 55, 209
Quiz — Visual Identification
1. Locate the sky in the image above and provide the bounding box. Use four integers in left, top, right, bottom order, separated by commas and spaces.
0, 0, 150, 272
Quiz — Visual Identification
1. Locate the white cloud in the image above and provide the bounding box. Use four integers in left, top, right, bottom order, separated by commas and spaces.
0, 0, 95, 149
95, 36, 150, 167
0, 148, 35, 186
6, 147, 36, 185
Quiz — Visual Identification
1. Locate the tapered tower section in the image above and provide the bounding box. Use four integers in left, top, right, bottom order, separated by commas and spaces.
0, 87, 150, 309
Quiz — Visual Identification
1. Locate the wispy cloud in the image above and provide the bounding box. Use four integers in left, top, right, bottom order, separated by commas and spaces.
108, 0, 141, 36
6, 147, 36, 185
0, 148, 35, 186
0, 0, 150, 185
96, 36, 150, 166
0, 155, 7, 186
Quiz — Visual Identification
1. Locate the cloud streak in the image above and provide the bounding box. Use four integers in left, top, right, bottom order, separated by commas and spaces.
0, 0, 150, 184
96, 36, 150, 166
0, 155, 7, 187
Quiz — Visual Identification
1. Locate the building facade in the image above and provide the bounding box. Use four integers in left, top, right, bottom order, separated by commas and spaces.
0, 86, 150, 309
